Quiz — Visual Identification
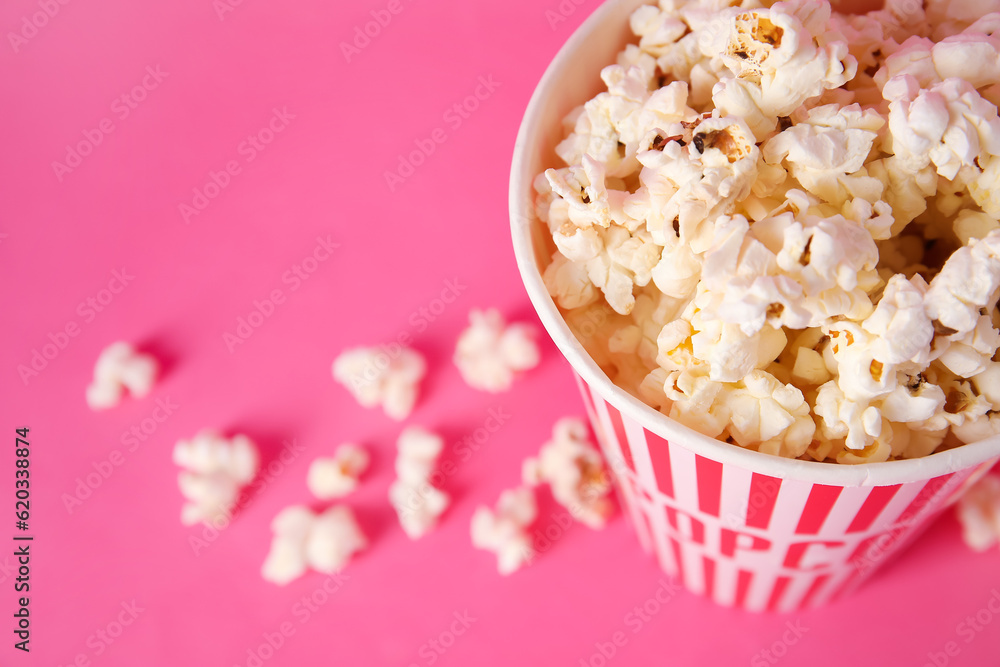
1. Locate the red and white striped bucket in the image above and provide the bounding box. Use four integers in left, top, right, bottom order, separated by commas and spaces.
573, 371, 997, 611
509, 0, 1000, 611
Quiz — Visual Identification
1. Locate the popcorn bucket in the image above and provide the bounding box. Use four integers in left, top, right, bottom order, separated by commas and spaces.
509, 0, 1000, 611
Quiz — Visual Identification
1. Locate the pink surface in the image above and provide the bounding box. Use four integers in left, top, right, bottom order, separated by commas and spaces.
3, 0, 1000, 665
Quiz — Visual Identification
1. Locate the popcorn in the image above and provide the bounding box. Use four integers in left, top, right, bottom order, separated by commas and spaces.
471, 487, 537, 575
883, 76, 1000, 181
332, 346, 426, 420
85, 342, 157, 410
534, 0, 1000, 463
924, 230, 1000, 337
762, 104, 885, 206
708, 2, 858, 138
389, 427, 449, 539
522, 418, 613, 529
626, 115, 760, 254
454, 309, 540, 393
173, 431, 259, 526
954, 473, 1000, 552
307, 444, 370, 500
261, 505, 367, 585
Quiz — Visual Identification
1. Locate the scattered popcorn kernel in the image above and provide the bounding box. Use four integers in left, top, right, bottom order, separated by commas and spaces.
389, 427, 449, 539
85, 342, 157, 410
955, 473, 1000, 552
471, 487, 537, 575
332, 346, 426, 420
307, 444, 370, 500
454, 309, 541, 393
522, 418, 613, 529
262, 505, 367, 585
173, 431, 258, 526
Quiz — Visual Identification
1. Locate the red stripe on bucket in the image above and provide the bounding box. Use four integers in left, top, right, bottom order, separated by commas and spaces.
646, 431, 675, 498
896, 474, 955, 524
605, 403, 635, 472
766, 576, 791, 612
795, 485, 843, 535
734, 570, 753, 608
745, 473, 782, 530
702, 556, 716, 600
797, 574, 830, 609
695, 455, 723, 518
670, 538, 684, 584
846, 485, 901, 534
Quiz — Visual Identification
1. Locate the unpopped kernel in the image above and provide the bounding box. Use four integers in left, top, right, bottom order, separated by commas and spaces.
535, 0, 1000, 463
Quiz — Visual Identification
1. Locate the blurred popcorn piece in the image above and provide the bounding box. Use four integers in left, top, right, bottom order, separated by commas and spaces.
85, 342, 157, 410
389, 427, 449, 539
471, 487, 537, 575
522, 418, 613, 529
307, 444, 370, 500
332, 346, 426, 420
173, 430, 258, 526
262, 505, 367, 585
955, 473, 1000, 552
454, 309, 541, 393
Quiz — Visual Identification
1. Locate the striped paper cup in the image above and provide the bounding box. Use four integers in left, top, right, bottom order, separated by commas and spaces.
509, 0, 1000, 611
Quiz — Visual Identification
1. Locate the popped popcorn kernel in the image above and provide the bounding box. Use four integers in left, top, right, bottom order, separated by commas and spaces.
261, 505, 367, 585
389, 427, 449, 539
522, 418, 614, 529
307, 444, 370, 500
955, 473, 1000, 552
173, 430, 259, 526
471, 487, 537, 575
85, 342, 157, 410
454, 309, 541, 393
332, 345, 426, 420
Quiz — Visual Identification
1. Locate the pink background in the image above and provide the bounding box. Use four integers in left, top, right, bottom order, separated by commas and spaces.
3, 0, 1000, 665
